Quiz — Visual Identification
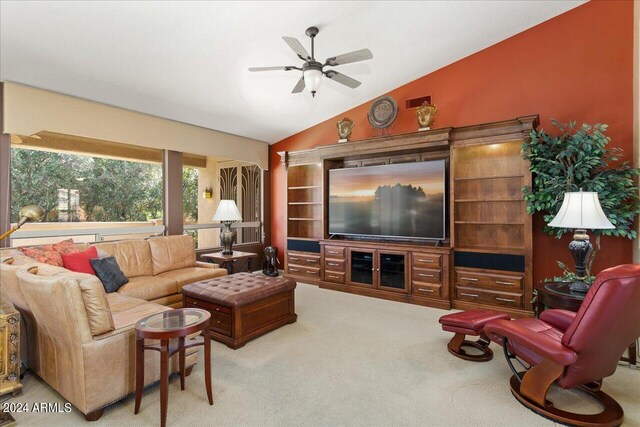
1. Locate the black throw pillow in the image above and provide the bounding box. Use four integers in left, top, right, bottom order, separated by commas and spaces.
90, 256, 129, 293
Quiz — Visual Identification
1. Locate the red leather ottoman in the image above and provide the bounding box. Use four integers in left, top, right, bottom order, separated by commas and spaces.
439, 310, 510, 361
182, 273, 297, 349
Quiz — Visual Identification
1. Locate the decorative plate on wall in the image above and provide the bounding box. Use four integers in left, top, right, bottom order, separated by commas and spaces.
368, 96, 398, 130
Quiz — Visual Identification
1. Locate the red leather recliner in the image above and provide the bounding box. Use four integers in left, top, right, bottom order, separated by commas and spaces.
485, 264, 640, 427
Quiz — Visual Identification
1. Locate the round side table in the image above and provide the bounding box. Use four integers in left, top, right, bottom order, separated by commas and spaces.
134, 308, 213, 427
535, 281, 637, 369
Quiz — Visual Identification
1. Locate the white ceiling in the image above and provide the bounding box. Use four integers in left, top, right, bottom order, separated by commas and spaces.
0, 1, 584, 144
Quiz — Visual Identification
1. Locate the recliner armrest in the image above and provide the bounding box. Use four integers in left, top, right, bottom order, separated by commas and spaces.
539, 309, 576, 332
485, 319, 577, 366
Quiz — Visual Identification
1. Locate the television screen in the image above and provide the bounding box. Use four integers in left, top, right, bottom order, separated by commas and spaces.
328, 160, 446, 240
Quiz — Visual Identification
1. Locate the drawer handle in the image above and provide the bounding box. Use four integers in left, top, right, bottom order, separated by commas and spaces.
327, 262, 339, 266
461, 277, 479, 282
215, 308, 220, 312
216, 320, 221, 324
418, 288, 434, 293
306, 270, 317, 274
460, 292, 479, 298
327, 275, 340, 279
496, 297, 516, 303
418, 259, 435, 263
289, 257, 300, 261
327, 251, 341, 255
418, 273, 435, 278
495, 281, 514, 286
306, 259, 317, 263
289, 268, 299, 272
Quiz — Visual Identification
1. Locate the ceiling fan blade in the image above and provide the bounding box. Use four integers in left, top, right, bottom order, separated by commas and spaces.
248, 66, 293, 72
282, 36, 311, 60
291, 76, 306, 93
325, 48, 373, 66
325, 71, 361, 89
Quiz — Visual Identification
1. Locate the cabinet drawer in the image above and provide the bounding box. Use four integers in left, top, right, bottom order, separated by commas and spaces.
412, 253, 442, 269
288, 251, 321, 267
324, 271, 345, 284
324, 259, 345, 272
412, 282, 441, 298
185, 296, 231, 314
324, 246, 346, 259
455, 269, 523, 291
455, 286, 523, 308
287, 265, 321, 280
209, 310, 232, 336
412, 267, 442, 284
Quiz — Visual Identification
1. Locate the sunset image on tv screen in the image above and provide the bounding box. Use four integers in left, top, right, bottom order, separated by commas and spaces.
329, 160, 445, 239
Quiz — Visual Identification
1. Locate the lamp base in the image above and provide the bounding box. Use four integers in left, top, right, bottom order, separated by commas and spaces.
568, 229, 593, 294
220, 222, 235, 255
569, 279, 590, 293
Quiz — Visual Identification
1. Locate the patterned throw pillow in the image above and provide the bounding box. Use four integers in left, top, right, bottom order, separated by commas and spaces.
20, 239, 77, 267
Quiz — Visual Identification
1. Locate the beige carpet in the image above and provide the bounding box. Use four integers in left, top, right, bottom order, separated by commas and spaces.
6, 283, 640, 426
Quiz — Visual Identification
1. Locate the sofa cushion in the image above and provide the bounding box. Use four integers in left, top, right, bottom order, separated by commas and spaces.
117, 275, 178, 301
91, 256, 129, 293
158, 266, 228, 290
105, 292, 171, 332
94, 240, 153, 278
61, 246, 99, 275
148, 235, 196, 275
18, 267, 114, 337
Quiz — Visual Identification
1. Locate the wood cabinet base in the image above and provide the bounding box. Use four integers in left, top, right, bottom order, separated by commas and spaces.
186, 292, 297, 350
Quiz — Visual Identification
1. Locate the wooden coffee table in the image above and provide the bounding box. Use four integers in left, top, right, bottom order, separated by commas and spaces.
201, 250, 258, 275
134, 308, 213, 427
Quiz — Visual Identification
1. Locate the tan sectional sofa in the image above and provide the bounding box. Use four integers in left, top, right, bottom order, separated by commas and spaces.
0, 235, 227, 420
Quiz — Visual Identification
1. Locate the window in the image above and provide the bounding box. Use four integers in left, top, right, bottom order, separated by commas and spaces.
10, 146, 164, 245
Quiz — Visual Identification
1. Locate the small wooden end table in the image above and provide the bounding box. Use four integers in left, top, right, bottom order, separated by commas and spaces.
201, 250, 258, 275
135, 308, 213, 427
535, 281, 637, 368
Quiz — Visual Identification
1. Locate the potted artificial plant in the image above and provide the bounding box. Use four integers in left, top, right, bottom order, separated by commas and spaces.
522, 120, 640, 283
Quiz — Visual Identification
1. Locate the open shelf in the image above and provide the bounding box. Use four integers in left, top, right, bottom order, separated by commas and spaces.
454, 221, 523, 226
454, 175, 524, 181
455, 246, 526, 255
288, 185, 322, 190
454, 198, 523, 203
287, 163, 323, 239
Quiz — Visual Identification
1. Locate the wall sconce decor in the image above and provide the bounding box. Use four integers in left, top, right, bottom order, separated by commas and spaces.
203, 187, 213, 199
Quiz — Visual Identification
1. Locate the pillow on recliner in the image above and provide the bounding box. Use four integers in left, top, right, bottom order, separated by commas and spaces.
90, 256, 129, 293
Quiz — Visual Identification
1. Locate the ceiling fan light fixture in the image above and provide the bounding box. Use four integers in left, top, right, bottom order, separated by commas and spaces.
303, 68, 322, 97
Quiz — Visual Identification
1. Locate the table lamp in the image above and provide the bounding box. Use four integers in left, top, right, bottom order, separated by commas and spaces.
212, 200, 242, 255
547, 190, 614, 292
0, 205, 45, 242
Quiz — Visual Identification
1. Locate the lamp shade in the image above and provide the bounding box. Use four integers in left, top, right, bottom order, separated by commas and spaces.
548, 191, 614, 230
303, 68, 323, 94
212, 200, 242, 222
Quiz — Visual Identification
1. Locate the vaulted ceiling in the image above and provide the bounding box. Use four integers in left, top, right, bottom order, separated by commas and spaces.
0, 1, 584, 143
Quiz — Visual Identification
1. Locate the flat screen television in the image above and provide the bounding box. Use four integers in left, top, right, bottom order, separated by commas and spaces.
328, 160, 446, 240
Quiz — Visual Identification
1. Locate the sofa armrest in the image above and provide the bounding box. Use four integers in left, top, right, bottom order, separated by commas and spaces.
485, 319, 577, 366
196, 261, 220, 269
539, 309, 576, 333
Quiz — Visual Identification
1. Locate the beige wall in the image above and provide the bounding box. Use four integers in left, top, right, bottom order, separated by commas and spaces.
197, 157, 220, 249
2, 82, 268, 170
635, 1, 639, 263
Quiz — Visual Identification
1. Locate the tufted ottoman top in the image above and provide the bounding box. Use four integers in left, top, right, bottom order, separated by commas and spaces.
182, 273, 297, 307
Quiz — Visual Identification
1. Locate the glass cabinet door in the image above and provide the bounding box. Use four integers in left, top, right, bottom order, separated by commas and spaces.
378, 251, 408, 293
349, 250, 375, 287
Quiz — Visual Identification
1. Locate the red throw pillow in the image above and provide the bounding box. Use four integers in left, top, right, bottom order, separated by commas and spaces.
61, 246, 99, 275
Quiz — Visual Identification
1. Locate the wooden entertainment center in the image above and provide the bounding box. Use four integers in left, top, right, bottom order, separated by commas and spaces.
279, 116, 537, 317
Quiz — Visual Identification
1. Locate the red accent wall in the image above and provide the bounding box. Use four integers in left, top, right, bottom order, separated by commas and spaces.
269, 0, 635, 285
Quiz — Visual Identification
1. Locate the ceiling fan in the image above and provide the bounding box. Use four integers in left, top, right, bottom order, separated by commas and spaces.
248, 26, 373, 97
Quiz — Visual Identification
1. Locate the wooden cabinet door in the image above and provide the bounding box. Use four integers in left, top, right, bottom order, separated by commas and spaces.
376, 250, 409, 293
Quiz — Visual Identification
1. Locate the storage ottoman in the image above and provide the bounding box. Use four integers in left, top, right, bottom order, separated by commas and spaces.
182, 273, 297, 349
